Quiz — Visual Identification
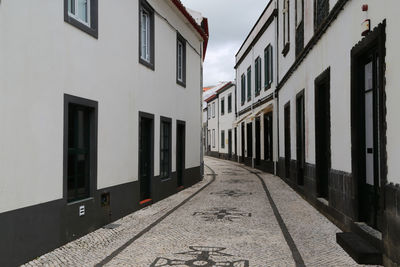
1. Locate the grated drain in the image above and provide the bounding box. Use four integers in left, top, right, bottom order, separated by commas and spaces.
102, 223, 121, 230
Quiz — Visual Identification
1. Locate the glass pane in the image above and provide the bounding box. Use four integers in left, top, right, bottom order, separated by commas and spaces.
68, 0, 75, 14
365, 61, 373, 91
77, 0, 88, 23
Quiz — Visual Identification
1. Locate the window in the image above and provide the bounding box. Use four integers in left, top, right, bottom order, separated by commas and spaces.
221, 97, 225, 116
177, 33, 187, 86
314, 0, 329, 30
241, 74, 246, 105
247, 67, 252, 102
221, 131, 225, 149
282, 0, 290, 55
64, 0, 98, 38
255, 57, 262, 96
264, 45, 273, 88
212, 102, 215, 118
212, 129, 215, 148
228, 93, 232, 113
64, 94, 98, 203
296, 0, 305, 56
160, 117, 172, 179
139, 0, 154, 69
207, 104, 211, 120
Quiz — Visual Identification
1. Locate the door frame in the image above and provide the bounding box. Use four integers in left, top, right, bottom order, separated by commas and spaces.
284, 102, 291, 180
255, 117, 261, 165
314, 67, 331, 200
138, 111, 154, 201
176, 120, 186, 187
351, 21, 387, 225
228, 129, 232, 158
296, 89, 305, 186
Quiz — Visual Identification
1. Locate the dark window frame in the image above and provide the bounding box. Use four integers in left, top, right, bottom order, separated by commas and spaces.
247, 66, 252, 102
64, 0, 98, 38
228, 93, 232, 113
314, 0, 330, 32
295, 0, 305, 57
241, 74, 246, 105
160, 116, 172, 180
176, 32, 187, 87
255, 57, 262, 96
264, 112, 273, 161
282, 0, 290, 56
139, 0, 155, 70
221, 97, 225, 116
63, 94, 98, 203
221, 130, 225, 149
264, 45, 273, 89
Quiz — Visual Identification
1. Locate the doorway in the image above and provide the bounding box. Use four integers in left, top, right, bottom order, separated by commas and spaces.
351, 23, 386, 231
241, 123, 245, 162
228, 129, 232, 158
139, 112, 154, 202
234, 128, 237, 159
246, 122, 253, 159
284, 103, 291, 180
315, 69, 331, 200
255, 118, 261, 165
296, 91, 305, 186
176, 121, 185, 188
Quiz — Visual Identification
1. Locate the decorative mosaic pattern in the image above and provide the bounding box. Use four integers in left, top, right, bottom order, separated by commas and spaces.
193, 208, 251, 222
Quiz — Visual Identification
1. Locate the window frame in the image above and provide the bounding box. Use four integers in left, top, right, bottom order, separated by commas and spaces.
221, 130, 225, 149
139, 0, 155, 70
176, 33, 187, 87
64, 0, 98, 38
264, 45, 273, 89
160, 116, 172, 180
247, 66, 252, 102
241, 74, 246, 105
221, 97, 225, 116
228, 93, 232, 113
282, 0, 290, 56
255, 57, 262, 96
212, 102, 215, 118
63, 94, 98, 203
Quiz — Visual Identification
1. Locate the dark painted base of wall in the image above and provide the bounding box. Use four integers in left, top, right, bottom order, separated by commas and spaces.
383, 183, 400, 266
254, 159, 274, 174
277, 157, 356, 231
206, 151, 238, 162
0, 166, 201, 267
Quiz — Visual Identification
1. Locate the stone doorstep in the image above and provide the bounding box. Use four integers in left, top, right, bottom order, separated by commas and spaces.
336, 232, 383, 265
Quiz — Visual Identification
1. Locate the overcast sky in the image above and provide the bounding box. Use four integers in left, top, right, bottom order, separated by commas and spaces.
180, 0, 271, 87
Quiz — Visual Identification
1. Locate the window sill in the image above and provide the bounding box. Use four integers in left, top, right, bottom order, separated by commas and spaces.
67, 197, 94, 206
64, 16, 98, 39
139, 58, 155, 71
282, 42, 290, 57
177, 79, 186, 88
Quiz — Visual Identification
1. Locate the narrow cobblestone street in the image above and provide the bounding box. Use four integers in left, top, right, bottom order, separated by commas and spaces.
24, 157, 368, 267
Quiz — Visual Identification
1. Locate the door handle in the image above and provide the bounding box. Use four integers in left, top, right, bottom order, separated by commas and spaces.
367, 148, 373, 154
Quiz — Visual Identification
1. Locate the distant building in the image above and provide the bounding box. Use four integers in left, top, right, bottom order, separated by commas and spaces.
0, 0, 208, 266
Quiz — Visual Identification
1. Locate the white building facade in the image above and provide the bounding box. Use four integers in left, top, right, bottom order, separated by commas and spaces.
234, 1, 278, 174
275, 0, 400, 265
0, 0, 208, 265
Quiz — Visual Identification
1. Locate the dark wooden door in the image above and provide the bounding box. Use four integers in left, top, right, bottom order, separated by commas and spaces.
247, 122, 253, 158
241, 123, 245, 162
139, 116, 152, 201
296, 93, 305, 186
315, 71, 331, 200
255, 118, 261, 165
284, 104, 291, 180
228, 129, 232, 158
357, 49, 382, 230
176, 122, 185, 187
234, 128, 237, 159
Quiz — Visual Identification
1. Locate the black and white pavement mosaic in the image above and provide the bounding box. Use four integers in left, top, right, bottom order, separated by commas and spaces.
22, 157, 370, 267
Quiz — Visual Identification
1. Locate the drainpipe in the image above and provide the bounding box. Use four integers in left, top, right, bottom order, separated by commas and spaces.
275, 1, 280, 176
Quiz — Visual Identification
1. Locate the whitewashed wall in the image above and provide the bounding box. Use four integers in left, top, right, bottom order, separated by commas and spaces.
0, 0, 203, 213
218, 85, 236, 155
277, 0, 400, 185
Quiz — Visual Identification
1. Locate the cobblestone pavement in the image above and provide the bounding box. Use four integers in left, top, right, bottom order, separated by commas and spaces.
23, 157, 373, 267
